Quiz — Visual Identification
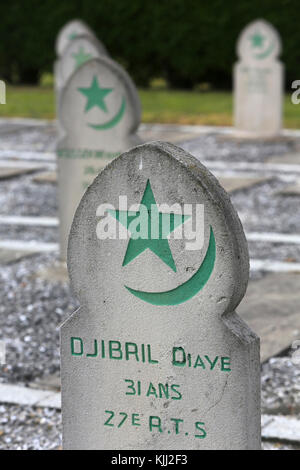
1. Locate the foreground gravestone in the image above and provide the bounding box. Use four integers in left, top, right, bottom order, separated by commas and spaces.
61, 141, 261, 449
55, 36, 107, 93
234, 19, 283, 137
57, 56, 141, 259
55, 19, 104, 57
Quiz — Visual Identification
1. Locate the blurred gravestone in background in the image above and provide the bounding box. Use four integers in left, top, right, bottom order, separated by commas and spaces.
57, 56, 141, 259
54, 20, 108, 96
55, 19, 106, 57
234, 19, 283, 137
55, 36, 108, 93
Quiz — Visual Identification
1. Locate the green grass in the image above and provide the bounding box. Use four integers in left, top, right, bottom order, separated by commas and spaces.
0, 86, 299, 128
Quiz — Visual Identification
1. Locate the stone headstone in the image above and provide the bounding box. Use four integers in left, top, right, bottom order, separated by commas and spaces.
55, 19, 103, 57
234, 19, 283, 137
55, 36, 108, 93
57, 56, 141, 259
61, 141, 261, 449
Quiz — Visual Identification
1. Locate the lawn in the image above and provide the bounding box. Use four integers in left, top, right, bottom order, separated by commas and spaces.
1, 86, 299, 129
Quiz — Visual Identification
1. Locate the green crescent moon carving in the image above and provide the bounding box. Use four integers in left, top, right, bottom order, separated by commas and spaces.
88, 96, 126, 130
125, 226, 216, 306
254, 40, 275, 59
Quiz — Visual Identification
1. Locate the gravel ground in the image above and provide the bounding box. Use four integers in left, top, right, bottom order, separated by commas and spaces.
181, 133, 295, 162
262, 356, 300, 415
0, 253, 77, 384
0, 175, 57, 217
0, 404, 61, 450
231, 179, 300, 234
0, 124, 57, 152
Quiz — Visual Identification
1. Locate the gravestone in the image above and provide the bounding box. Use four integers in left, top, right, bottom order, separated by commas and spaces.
55, 36, 108, 93
57, 56, 141, 259
61, 141, 261, 450
234, 19, 283, 137
55, 19, 103, 57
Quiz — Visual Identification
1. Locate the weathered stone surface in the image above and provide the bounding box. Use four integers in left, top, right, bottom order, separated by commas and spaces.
57, 56, 141, 259
61, 141, 260, 450
238, 272, 300, 361
234, 19, 283, 137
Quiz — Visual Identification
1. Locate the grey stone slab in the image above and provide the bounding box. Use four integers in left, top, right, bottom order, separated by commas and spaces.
61, 142, 260, 450
262, 415, 300, 444
238, 272, 300, 362
0, 123, 29, 135
32, 171, 57, 184
0, 249, 35, 265
277, 181, 300, 196
234, 20, 283, 137
0, 383, 61, 409
0, 166, 39, 180
218, 176, 270, 193
267, 153, 300, 165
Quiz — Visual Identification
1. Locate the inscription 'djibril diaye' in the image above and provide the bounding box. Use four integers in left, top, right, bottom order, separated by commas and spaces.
69, 336, 231, 439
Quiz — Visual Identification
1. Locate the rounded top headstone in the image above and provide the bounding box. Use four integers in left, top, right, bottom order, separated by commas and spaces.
56, 19, 103, 57
59, 56, 141, 150
67, 141, 249, 317
237, 19, 281, 62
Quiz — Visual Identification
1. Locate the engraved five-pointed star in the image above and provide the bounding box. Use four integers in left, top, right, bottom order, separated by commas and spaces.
108, 180, 190, 272
250, 32, 265, 48
78, 76, 113, 113
72, 46, 92, 68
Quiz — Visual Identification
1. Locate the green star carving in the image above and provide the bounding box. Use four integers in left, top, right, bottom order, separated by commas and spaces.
72, 47, 92, 68
250, 32, 265, 48
108, 180, 190, 272
78, 76, 113, 113
68, 32, 78, 40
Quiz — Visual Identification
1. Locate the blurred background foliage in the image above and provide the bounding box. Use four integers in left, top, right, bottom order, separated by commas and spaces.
0, 0, 298, 89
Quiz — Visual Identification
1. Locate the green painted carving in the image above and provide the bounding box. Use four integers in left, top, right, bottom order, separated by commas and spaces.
108, 180, 190, 272
125, 226, 215, 306
78, 75, 126, 129
78, 76, 113, 113
249, 32, 275, 59
72, 46, 92, 68
88, 97, 126, 130
250, 32, 265, 48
